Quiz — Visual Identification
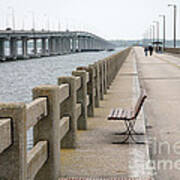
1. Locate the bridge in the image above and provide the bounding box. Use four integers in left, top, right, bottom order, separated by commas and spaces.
0, 30, 115, 61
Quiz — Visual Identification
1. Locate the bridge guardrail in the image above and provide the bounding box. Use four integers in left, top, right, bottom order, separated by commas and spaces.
0, 47, 131, 180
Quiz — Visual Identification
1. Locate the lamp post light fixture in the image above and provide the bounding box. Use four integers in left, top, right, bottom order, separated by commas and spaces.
168, 4, 177, 48
159, 14, 166, 50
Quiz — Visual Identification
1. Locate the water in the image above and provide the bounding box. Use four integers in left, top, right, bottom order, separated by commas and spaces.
0, 48, 124, 150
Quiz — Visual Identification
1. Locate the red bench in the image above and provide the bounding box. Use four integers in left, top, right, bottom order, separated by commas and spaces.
108, 90, 147, 144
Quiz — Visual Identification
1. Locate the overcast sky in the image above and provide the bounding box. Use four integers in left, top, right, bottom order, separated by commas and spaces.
0, 0, 180, 40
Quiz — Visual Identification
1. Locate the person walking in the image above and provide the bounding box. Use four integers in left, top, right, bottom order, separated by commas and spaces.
148, 45, 153, 56
144, 46, 148, 56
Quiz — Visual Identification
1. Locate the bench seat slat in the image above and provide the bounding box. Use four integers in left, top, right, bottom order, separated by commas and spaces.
108, 109, 134, 120
108, 109, 116, 120
113, 109, 119, 119
108, 108, 127, 120
122, 110, 127, 119
114, 109, 119, 118
111, 109, 116, 119
117, 109, 123, 119
118, 109, 125, 119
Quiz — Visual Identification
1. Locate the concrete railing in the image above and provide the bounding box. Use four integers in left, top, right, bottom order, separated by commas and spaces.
0, 47, 131, 180
164, 48, 180, 54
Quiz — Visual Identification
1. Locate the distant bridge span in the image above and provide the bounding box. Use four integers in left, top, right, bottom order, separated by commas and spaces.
0, 30, 115, 61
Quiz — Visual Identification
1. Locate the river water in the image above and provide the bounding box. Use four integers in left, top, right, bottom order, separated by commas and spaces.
0, 47, 124, 150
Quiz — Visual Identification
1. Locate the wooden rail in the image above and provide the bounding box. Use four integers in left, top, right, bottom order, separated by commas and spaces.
0, 47, 131, 180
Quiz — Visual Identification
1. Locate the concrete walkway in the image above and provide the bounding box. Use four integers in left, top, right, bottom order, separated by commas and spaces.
60, 49, 153, 179
136, 47, 180, 180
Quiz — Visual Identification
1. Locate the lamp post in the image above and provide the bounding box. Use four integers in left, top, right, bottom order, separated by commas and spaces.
147, 30, 149, 41
145, 29, 150, 45
144, 30, 148, 45
43, 14, 47, 31
143, 32, 146, 46
22, 18, 24, 30
147, 29, 150, 42
28, 11, 35, 31
149, 26, 153, 43
151, 25, 155, 43
8, 6, 15, 30
47, 17, 50, 31
153, 21, 160, 42
168, 4, 177, 48
159, 15, 166, 50
58, 20, 61, 31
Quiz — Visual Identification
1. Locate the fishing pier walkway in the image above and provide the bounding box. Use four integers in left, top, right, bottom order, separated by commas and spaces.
2, 47, 180, 180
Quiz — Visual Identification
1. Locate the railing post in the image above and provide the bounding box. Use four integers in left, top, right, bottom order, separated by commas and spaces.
106, 59, 110, 89
99, 60, 104, 100
0, 103, 27, 180
103, 60, 108, 94
110, 58, 113, 84
94, 62, 100, 107
88, 64, 95, 116
58, 77, 77, 148
107, 57, 115, 88
115, 56, 119, 76
0, 39, 5, 60
72, 70, 88, 130
77, 65, 95, 117
112, 57, 116, 80
32, 85, 61, 180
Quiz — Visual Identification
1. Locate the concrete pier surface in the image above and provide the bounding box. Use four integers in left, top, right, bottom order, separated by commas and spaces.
60, 48, 153, 179
136, 47, 180, 180
3, 46, 180, 179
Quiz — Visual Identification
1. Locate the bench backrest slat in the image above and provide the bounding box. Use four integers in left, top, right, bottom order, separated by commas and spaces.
134, 90, 147, 119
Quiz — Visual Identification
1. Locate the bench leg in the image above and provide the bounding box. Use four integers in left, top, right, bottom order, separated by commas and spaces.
115, 119, 144, 136
114, 121, 130, 135
113, 120, 145, 144
130, 119, 145, 135
112, 132, 130, 144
